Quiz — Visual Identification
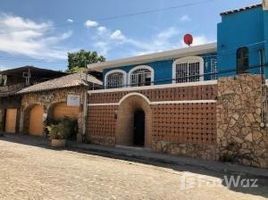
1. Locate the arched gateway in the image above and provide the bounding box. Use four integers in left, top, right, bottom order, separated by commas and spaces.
115, 93, 152, 148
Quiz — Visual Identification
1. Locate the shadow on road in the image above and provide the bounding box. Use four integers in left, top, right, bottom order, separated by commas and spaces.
0, 133, 267, 198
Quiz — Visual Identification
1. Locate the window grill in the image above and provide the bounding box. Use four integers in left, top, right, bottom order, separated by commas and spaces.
130, 69, 152, 86
106, 72, 124, 88
237, 47, 249, 74
176, 62, 200, 83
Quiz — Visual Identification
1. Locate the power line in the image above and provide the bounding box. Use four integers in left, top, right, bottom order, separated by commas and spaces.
0, 0, 217, 36
95, 0, 217, 21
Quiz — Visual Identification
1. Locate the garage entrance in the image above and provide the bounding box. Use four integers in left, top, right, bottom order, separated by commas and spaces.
29, 105, 44, 136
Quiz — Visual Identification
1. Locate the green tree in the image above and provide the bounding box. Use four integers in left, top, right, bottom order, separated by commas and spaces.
67, 50, 105, 73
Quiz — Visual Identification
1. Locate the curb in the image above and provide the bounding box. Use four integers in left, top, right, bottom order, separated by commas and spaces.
67, 142, 268, 179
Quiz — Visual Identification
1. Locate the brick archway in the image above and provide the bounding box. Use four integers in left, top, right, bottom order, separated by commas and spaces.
116, 93, 152, 148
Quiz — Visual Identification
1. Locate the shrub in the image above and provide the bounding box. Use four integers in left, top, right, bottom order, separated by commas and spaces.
47, 123, 67, 140
46, 117, 78, 140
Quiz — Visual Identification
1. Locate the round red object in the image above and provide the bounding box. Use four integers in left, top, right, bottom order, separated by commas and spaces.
184, 34, 193, 46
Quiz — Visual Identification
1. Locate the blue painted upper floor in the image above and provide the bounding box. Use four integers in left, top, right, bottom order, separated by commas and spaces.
88, 2, 268, 89
217, 4, 268, 77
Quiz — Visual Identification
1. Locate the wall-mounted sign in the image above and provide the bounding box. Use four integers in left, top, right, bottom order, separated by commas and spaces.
67, 94, 80, 106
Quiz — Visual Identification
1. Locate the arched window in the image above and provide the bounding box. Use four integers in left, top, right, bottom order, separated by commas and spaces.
172, 56, 204, 83
105, 70, 127, 89
237, 47, 249, 74
128, 65, 154, 87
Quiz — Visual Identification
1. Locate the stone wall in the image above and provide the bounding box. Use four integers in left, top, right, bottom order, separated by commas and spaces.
217, 75, 268, 168
21, 86, 87, 140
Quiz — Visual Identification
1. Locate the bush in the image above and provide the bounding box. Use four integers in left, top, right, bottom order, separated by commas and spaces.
47, 123, 67, 140
61, 117, 78, 140
46, 117, 78, 140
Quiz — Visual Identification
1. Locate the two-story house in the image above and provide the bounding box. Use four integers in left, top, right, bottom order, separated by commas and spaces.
0, 66, 65, 133
85, 1, 268, 161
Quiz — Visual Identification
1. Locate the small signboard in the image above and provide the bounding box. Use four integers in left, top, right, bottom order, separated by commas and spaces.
67, 94, 80, 106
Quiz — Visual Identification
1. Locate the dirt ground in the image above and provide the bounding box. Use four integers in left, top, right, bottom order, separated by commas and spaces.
0, 138, 267, 200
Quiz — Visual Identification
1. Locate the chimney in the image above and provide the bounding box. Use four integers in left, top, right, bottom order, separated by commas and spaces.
263, 0, 268, 10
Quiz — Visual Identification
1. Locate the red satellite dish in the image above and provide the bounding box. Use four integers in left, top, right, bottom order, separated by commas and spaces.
184, 34, 193, 46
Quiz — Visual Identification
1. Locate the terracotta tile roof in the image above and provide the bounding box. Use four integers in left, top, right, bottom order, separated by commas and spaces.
17, 73, 102, 94
220, 4, 262, 16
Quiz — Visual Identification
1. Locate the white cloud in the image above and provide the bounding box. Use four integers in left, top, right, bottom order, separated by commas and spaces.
0, 66, 9, 71
98, 26, 107, 33
0, 13, 73, 60
87, 21, 212, 58
84, 20, 98, 28
110, 30, 126, 41
180, 15, 191, 22
67, 18, 74, 23
123, 27, 182, 55
91, 26, 182, 57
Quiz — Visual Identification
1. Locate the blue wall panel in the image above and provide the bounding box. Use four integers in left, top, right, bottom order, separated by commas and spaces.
217, 6, 267, 78
103, 54, 217, 86
263, 10, 268, 77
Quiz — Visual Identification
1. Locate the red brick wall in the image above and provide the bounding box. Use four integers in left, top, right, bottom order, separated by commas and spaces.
87, 84, 217, 160
151, 103, 216, 145
89, 85, 217, 103
87, 105, 117, 145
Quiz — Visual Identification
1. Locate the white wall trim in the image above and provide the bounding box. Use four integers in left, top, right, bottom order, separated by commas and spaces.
88, 99, 216, 106
88, 80, 217, 94
118, 92, 151, 105
104, 69, 127, 88
128, 65, 155, 86
150, 100, 216, 105
87, 43, 216, 71
88, 103, 119, 106
172, 56, 204, 83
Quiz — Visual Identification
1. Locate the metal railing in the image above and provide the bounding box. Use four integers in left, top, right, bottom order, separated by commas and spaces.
93, 63, 268, 90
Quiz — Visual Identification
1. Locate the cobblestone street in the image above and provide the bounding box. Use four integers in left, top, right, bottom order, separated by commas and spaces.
0, 138, 267, 200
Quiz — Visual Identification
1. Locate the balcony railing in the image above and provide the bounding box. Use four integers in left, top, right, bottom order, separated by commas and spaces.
91, 63, 267, 91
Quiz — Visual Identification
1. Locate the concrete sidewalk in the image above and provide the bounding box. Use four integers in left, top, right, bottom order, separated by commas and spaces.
67, 141, 268, 179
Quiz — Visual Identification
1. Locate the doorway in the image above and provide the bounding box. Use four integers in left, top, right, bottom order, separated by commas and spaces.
29, 105, 44, 136
133, 109, 145, 146
5, 108, 17, 133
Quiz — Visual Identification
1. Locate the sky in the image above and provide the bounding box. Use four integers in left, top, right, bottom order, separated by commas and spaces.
0, 0, 261, 71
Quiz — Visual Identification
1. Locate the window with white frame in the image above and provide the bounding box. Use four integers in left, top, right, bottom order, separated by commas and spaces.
105, 71, 126, 88
129, 66, 153, 86
173, 57, 204, 83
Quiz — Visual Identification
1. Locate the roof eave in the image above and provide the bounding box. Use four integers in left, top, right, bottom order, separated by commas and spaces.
220, 4, 262, 16
87, 43, 217, 71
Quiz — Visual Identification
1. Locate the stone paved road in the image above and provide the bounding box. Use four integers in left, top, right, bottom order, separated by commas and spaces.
0, 139, 267, 200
